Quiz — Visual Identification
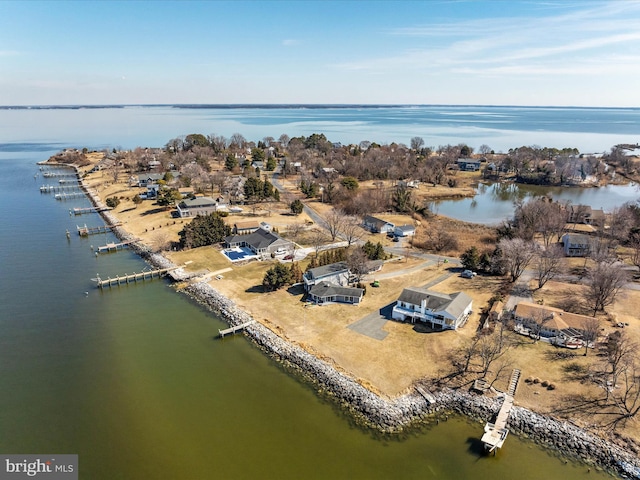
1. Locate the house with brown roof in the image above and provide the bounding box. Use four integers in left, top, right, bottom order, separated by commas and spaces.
233, 221, 260, 235
513, 301, 592, 347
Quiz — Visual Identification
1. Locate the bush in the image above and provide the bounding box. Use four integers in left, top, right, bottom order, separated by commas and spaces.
105, 196, 120, 208
547, 384, 556, 390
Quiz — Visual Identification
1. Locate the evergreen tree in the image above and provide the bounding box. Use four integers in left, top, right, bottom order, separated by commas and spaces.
178, 213, 231, 249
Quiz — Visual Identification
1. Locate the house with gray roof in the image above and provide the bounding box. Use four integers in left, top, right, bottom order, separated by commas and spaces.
176, 197, 222, 218
303, 262, 350, 292
362, 215, 394, 234
308, 281, 364, 305
224, 228, 292, 256
561, 233, 593, 257
392, 287, 472, 330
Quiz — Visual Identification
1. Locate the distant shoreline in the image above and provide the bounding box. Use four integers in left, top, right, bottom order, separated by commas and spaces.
5, 104, 640, 110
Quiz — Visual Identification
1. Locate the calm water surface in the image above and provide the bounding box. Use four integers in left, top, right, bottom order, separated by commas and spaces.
0, 107, 621, 479
431, 182, 640, 224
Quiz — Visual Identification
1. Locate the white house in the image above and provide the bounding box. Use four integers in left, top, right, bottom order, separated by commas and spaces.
394, 225, 416, 237
363, 215, 394, 234
392, 287, 472, 330
176, 197, 221, 218
303, 262, 350, 292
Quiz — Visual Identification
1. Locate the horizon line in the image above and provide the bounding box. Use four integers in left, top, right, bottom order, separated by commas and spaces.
1, 103, 639, 110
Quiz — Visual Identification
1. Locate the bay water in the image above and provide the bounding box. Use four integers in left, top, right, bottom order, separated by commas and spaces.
0, 106, 623, 479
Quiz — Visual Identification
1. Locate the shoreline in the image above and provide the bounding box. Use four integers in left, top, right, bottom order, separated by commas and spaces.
61, 161, 640, 478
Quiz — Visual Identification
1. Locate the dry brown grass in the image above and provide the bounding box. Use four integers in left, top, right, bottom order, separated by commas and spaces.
79, 155, 640, 442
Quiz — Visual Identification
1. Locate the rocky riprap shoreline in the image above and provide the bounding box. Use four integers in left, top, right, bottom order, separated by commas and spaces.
68, 162, 640, 479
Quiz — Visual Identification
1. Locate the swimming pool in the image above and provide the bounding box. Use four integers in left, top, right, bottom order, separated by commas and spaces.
222, 246, 258, 262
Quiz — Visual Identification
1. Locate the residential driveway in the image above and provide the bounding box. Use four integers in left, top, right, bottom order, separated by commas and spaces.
504, 270, 535, 310
348, 302, 395, 340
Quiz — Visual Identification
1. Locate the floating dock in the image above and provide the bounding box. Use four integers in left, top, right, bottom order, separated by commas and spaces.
219, 320, 256, 338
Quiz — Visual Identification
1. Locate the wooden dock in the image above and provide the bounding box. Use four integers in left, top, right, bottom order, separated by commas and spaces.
93, 262, 191, 288
96, 239, 137, 252
40, 184, 81, 193
415, 386, 436, 405
42, 171, 78, 178
481, 368, 520, 454
55, 192, 86, 200
77, 223, 122, 236
219, 320, 256, 338
94, 265, 179, 288
71, 206, 110, 215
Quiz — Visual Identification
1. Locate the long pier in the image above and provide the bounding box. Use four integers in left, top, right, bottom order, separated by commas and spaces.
96, 239, 137, 252
93, 262, 191, 288
55, 191, 87, 200
77, 223, 122, 236
42, 171, 78, 178
219, 320, 256, 338
94, 266, 180, 288
41, 184, 81, 193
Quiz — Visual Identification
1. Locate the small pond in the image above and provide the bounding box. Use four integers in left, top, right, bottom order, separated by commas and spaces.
429, 182, 640, 225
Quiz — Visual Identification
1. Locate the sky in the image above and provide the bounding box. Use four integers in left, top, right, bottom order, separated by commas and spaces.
1, 0, 640, 107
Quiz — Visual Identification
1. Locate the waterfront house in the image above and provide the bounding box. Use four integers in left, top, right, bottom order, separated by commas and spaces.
362, 215, 394, 234
562, 233, 593, 257
392, 287, 472, 330
394, 225, 416, 237
176, 197, 221, 218
303, 262, 350, 292
307, 281, 364, 305
456, 159, 482, 171
224, 228, 292, 256
513, 301, 591, 347
567, 205, 605, 227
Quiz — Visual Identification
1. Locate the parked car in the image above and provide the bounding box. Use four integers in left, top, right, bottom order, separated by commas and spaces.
461, 270, 477, 278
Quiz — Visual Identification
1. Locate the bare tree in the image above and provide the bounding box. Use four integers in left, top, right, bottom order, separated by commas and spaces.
322, 208, 346, 242
341, 216, 364, 247
309, 229, 329, 258
498, 238, 537, 282
410, 136, 425, 151
478, 144, 492, 156
346, 248, 369, 282
629, 230, 640, 269
586, 261, 628, 315
581, 317, 600, 356
534, 244, 564, 288
286, 221, 306, 241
